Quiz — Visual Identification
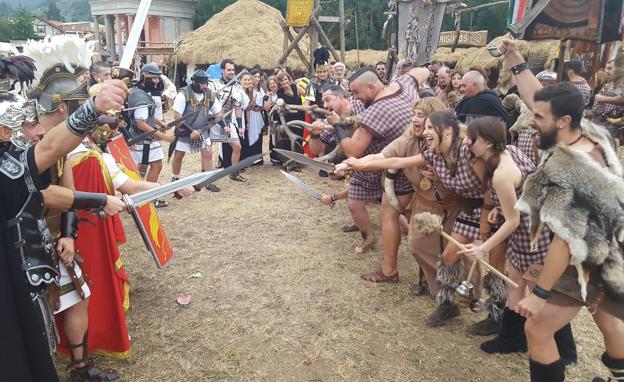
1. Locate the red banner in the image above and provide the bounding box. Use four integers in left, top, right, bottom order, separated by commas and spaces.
107, 134, 174, 268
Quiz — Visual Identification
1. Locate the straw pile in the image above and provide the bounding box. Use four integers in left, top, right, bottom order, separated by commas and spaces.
343, 49, 387, 68
432, 46, 479, 66
173, 0, 309, 70
453, 36, 559, 73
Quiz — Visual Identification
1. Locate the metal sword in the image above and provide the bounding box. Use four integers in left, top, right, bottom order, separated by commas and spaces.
280, 170, 334, 207
273, 149, 336, 173
194, 152, 266, 189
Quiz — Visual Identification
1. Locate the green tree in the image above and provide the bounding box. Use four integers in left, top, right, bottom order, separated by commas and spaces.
0, 18, 11, 42
10, 8, 36, 40
45, 2, 63, 21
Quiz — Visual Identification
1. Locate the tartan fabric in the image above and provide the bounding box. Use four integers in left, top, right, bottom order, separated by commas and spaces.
592, 81, 624, 134
423, 144, 483, 198
488, 145, 550, 272
352, 74, 419, 189
515, 128, 538, 165
452, 210, 481, 240
571, 79, 591, 107
348, 171, 413, 202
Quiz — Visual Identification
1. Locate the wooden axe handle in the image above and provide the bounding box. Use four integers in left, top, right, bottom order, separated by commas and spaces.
440, 230, 519, 288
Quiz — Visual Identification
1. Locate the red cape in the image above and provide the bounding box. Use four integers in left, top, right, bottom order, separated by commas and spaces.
55, 150, 131, 359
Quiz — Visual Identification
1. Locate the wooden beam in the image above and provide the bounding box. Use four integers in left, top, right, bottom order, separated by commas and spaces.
278, 25, 310, 66
310, 15, 341, 63
280, 21, 311, 69
318, 15, 339, 23
338, 0, 345, 62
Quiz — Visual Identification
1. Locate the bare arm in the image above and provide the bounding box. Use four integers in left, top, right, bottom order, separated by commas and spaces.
117, 178, 159, 195
595, 94, 624, 104
500, 38, 542, 110
406, 67, 431, 88
41, 185, 75, 210
342, 153, 426, 171
478, 172, 521, 253
34, 80, 128, 174
339, 127, 374, 158
60, 159, 76, 190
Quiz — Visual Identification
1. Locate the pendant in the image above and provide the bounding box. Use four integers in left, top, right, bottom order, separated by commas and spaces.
419, 177, 432, 191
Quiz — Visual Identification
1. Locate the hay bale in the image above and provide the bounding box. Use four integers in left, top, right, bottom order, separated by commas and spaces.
432, 47, 479, 67
343, 49, 387, 68
173, 0, 308, 70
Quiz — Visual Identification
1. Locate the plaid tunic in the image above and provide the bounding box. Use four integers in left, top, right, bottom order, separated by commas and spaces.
349, 74, 419, 201
515, 128, 538, 165
571, 78, 592, 107
592, 81, 624, 135
489, 145, 550, 272
424, 144, 483, 240
320, 97, 365, 146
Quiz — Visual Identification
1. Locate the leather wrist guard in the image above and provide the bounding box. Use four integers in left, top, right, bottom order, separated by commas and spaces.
72, 191, 107, 210
66, 97, 100, 137
334, 123, 348, 142
236, 117, 243, 129
60, 210, 79, 239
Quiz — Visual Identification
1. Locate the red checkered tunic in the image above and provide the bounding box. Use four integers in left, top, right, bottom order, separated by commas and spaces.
571, 78, 591, 107
515, 128, 538, 165
489, 145, 550, 272
424, 144, 484, 240
349, 74, 419, 201
592, 81, 624, 135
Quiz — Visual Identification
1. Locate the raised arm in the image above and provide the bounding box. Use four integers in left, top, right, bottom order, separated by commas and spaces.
500, 38, 542, 110
34, 80, 128, 174
338, 153, 426, 172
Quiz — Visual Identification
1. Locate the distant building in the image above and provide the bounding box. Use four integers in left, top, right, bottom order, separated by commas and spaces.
62, 21, 106, 38
32, 15, 63, 39
89, 0, 197, 64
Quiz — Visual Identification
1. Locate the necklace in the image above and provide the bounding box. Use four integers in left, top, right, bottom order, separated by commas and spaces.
568, 134, 583, 146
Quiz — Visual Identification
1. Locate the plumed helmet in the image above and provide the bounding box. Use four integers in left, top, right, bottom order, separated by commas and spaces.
23, 35, 94, 112
313, 47, 331, 72
191, 69, 209, 84
140, 63, 162, 77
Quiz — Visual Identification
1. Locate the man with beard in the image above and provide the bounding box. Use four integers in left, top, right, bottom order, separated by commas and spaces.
89, 61, 112, 87
434, 66, 451, 98
455, 70, 511, 128
332, 62, 348, 89
498, 38, 622, 382
210, 59, 248, 181
332, 67, 429, 253
592, 58, 624, 138
170, 70, 223, 190
128, 64, 175, 205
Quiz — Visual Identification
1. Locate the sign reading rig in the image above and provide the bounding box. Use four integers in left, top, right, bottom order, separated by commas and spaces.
439, 30, 488, 47
285, 0, 314, 27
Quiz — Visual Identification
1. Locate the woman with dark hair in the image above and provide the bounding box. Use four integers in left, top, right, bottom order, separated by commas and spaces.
442, 71, 462, 108
270, 71, 305, 165
246, 68, 266, 163
460, 117, 576, 363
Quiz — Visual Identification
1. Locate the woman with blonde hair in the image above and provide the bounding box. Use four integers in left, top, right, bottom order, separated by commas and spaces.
337, 97, 450, 294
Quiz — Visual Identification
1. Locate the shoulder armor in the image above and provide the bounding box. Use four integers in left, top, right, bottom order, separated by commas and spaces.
0, 151, 25, 180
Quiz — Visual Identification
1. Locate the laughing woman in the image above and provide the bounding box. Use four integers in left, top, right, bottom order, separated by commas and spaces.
460, 117, 576, 363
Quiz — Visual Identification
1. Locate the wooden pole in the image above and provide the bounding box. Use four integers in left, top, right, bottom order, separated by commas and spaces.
339, 0, 345, 62
354, 11, 360, 64
310, 16, 341, 63
280, 21, 311, 69
282, 25, 289, 68
309, 0, 320, 74
278, 7, 320, 67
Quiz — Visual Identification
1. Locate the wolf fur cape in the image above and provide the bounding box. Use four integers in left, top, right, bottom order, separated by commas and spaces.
516, 119, 624, 302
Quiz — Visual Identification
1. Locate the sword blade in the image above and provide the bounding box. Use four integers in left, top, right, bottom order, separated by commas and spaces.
126, 114, 195, 146
119, 0, 152, 69
195, 152, 266, 188
273, 149, 336, 173
125, 171, 213, 207
280, 170, 322, 200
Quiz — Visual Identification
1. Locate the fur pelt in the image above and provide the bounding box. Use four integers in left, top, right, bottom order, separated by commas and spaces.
517, 121, 624, 301
435, 261, 463, 304
482, 273, 506, 322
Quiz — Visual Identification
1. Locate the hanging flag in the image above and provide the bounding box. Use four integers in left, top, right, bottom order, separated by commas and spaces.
508, 0, 529, 25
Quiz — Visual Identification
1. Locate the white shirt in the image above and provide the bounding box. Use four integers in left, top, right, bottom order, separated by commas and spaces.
173, 91, 222, 116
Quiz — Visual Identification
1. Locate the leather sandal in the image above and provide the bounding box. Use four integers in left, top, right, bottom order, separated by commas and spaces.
341, 223, 359, 233
361, 268, 399, 283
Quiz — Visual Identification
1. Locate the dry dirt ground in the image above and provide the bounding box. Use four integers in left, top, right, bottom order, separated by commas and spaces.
57, 137, 606, 382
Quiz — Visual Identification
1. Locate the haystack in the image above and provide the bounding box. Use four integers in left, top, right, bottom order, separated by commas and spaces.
432, 46, 480, 67
173, 0, 308, 70
344, 49, 387, 68
454, 36, 559, 73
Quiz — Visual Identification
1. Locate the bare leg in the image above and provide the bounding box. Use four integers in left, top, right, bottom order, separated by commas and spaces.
525, 303, 581, 364
145, 159, 162, 183
594, 308, 624, 358
200, 147, 213, 172
171, 150, 186, 178
230, 142, 241, 165
380, 193, 413, 276
348, 199, 372, 235
64, 299, 89, 364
